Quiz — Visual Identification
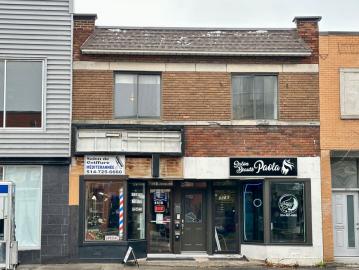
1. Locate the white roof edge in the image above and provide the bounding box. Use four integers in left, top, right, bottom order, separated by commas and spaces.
81, 49, 311, 57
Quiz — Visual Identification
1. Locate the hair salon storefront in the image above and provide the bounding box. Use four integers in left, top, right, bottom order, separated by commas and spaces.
69, 126, 322, 265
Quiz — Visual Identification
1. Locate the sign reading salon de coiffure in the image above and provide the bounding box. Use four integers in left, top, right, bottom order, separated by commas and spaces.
230, 157, 297, 177
85, 155, 125, 175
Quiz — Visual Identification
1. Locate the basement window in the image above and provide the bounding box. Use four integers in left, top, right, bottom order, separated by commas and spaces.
114, 73, 161, 118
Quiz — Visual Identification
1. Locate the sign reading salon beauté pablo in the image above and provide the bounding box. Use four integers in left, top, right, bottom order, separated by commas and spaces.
230, 157, 297, 177
85, 155, 125, 175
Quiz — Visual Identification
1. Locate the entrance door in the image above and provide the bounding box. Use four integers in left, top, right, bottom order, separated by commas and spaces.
214, 189, 238, 253
333, 192, 359, 257
148, 189, 172, 253
182, 190, 206, 251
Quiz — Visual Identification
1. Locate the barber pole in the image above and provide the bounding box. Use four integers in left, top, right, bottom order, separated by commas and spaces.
119, 187, 124, 240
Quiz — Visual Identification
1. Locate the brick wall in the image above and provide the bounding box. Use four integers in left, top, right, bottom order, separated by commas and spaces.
185, 126, 320, 157
162, 72, 231, 121
320, 34, 359, 262
279, 73, 319, 121
295, 18, 320, 64
73, 70, 113, 120
73, 70, 319, 122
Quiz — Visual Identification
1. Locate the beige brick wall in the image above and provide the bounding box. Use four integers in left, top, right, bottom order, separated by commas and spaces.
320, 34, 359, 262
73, 70, 319, 122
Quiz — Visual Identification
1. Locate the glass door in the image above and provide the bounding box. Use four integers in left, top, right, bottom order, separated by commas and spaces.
213, 189, 238, 253
148, 188, 172, 253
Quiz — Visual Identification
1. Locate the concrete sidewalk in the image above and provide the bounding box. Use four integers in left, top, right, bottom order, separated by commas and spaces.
15, 260, 359, 270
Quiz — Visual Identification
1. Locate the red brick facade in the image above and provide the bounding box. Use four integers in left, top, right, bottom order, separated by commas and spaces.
185, 126, 320, 157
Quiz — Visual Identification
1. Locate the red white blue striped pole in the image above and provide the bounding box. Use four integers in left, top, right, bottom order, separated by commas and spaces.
119, 187, 124, 240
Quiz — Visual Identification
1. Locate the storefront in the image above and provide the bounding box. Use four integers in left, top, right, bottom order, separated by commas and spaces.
70, 127, 322, 265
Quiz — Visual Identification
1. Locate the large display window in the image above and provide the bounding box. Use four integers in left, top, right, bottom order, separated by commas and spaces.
80, 176, 146, 244
241, 179, 312, 245
84, 180, 124, 241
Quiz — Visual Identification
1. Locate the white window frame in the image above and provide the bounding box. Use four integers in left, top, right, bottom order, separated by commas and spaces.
0, 58, 46, 131
0, 165, 43, 250
340, 68, 359, 119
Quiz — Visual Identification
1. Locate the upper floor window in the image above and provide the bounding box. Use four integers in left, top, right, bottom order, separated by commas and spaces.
114, 74, 161, 118
232, 75, 277, 120
0, 60, 43, 128
340, 69, 359, 119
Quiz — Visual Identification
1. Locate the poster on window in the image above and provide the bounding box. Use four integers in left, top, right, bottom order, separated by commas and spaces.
85, 155, 125, 175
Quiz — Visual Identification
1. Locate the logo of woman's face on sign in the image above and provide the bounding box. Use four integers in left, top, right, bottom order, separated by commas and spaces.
278, 194, 299, 215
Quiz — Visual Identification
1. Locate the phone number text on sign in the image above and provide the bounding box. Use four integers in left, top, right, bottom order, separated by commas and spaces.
85, 155, 125, 175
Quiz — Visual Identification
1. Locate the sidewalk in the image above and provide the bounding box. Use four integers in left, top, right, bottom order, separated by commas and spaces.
15, 260, 359, 270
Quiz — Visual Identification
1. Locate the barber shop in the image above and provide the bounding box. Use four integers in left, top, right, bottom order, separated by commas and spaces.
68, 125, 322, 265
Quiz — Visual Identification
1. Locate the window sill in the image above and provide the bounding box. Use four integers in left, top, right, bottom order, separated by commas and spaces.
0, 127, 45, 133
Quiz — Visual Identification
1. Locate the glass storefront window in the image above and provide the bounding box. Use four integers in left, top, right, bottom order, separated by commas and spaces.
214, 189, 237, 252
128, 182, 145, 240
84, 181, 124, 241
243, 181, 264, 242
270, 182, 306, 243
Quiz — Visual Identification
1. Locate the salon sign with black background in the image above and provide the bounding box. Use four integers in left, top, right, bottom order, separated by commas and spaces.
230, 157, 298, 177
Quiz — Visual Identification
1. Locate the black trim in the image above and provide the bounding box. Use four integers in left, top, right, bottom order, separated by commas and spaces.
72, 123, 184, 131
152, 154, 160, 178
0, 157, 70, 165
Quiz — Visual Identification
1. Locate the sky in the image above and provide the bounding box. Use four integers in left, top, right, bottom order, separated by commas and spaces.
74, 0, 359, 31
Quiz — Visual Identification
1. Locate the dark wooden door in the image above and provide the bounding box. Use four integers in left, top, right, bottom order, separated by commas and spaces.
181, 190, 206, 251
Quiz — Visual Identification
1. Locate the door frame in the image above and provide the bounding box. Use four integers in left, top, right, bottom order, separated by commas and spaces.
212, 185, 240, 254
146, 185, 174, 254
181, 188, 207, 252
333, 191, 359, 257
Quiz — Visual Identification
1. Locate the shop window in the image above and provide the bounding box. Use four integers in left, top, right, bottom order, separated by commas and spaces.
232, 75, 277, 120
0, 60, 43, 128
128, 182, 145, 240
84, 180, 124, 241
331, 159, 358, 188
270, 182, 306, 243
1, 166, 42, 249
340, 69, 359, 119
114, 74, 161, 118
243, 181, 264, 242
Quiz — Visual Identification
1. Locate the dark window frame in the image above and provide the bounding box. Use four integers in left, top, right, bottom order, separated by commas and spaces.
231, 73, 279, 120
79, 175, 128, 246
113, 71, 162, 119
240, 178, 312, 246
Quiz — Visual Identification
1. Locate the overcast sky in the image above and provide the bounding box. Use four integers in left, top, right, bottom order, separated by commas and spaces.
74, 0, 358, 31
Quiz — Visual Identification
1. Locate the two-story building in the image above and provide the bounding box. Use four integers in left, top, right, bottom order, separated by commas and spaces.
69, 14, 323, 265
320, 32, 359, 263
0, 0, 73, 264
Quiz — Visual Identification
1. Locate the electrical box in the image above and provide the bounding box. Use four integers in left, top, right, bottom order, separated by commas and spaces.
0, 182, 17, 270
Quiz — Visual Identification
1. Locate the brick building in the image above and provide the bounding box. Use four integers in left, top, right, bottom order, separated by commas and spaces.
69, 14, 322, 265
320, 32, 359, 262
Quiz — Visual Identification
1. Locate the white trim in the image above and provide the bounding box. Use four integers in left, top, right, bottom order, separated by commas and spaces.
81, 49, 311, 57
74, 61, 319, 73
72, 119, 320, 126
0, 58, 46, 132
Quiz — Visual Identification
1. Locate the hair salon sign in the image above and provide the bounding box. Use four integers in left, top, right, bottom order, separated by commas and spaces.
230, 158, 297, 177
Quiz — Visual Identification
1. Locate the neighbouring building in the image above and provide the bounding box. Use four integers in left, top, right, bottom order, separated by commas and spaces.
69, 14, 322, 265
0, 0, 73, 263
320, 32, 359, 263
